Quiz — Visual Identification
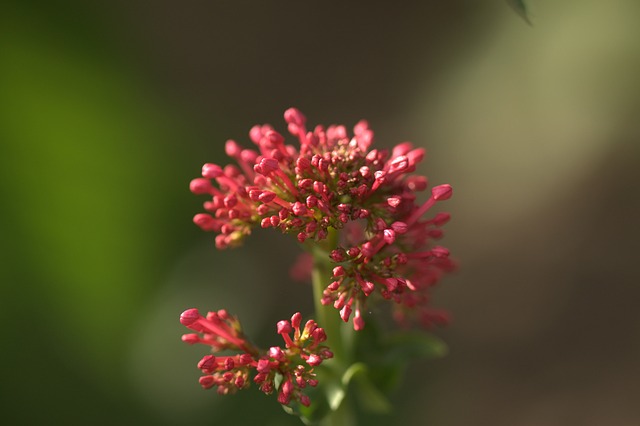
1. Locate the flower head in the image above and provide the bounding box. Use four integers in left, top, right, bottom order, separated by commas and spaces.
180, 309, 332, 406
191, 108, 454, 329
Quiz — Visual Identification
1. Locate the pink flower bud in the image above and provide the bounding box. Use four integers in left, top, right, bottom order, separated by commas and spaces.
353, 119, 369, 135
181, 334, 200, 344
235, 376, 245, 388
313, 181, 324, 194
330, 249, 345, 262
270, 149, 283, 161
407, 148, 425, 165
198, 355, 217, 372
291, 312, 302, 329
259, 157, 279, 174
387, 196, 402, 208
265, 130, 284, 145
296, 157, 311, 171
241, 148, 258, 163
248, 189, 262, 201
327, 281, 340, 291
392, 141, 413, 158
320, 349, 333, 359
202, 163, 223, 178
249, 124, 262, 143
269, 346, 285, 361
383, 277, 398, 291
353, 309, 365, 331
406, 175, 428, 191
189, 178, 212, 195
383, 229, 396, 244
179, 308, 200, 326
361, 280, 375, 296
432, 184, 453, 201
284, 107, 306, 126
302, 320, 317, 337
356, 129, 374, 150
388, 155, 408, 173
334, 292, 347, 309
277, 320, 292, 335
431, 246, 450, 258
277, 391, 291, 405
306, 354, 322, 366
366, 149, 379, 162
278, 208, 289, 220
199, 376, 215, 389
361, 241, 375, 258
223, 357, 235, 371
225, 139, 241, 157
193, 213, 216, 231
223, 195, 237, 208
257, 359, 271, 374
311, 327, 327, 343
391, 221, 408, 234
340, 305, 352, 322
292, 202, 307, 215
433, 212, 451, 226
259, 191, 276, 203
429, 229, 444, 238
300, 394, 311, 407
238, 355, 252, 366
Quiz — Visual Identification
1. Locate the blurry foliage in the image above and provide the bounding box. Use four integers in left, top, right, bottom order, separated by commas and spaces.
507, 0, 532, 25
0, 1, 197, 424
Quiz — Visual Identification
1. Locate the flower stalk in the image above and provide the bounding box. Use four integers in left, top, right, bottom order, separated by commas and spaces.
179, 108, 455, 424
309, 227, 357, 425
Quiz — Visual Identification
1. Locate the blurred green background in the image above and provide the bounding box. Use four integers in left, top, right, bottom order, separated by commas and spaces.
2, 0, 639, 424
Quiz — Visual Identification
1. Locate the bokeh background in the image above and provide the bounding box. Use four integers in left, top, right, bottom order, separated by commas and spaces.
2, 0, 639, 424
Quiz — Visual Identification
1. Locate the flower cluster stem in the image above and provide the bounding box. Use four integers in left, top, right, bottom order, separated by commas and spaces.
311, 228, 356, 425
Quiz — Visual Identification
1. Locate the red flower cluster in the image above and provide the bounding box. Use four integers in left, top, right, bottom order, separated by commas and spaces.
180, 308, 332, 407
190, 108, 454, 329
325, 185, 454, 330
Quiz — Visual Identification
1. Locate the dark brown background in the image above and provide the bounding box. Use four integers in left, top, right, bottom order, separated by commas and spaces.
2, 0, 639, 424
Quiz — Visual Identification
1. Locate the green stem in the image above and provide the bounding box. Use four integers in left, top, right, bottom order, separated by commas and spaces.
311, 248, 344, 361
310, 228, 356, 426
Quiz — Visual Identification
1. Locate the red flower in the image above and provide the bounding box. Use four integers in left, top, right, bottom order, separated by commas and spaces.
190, 108, 454, 329
180, 309, 332, 406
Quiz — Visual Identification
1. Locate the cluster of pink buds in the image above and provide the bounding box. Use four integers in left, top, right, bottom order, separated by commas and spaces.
325, 185, 455, 330
180, 308, 332, 407
190, 108, 454, 329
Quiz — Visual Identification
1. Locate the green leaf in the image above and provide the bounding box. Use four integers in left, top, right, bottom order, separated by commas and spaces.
506, 0, 532, 25
326, 381, 347, 411
281, 404, 296, 416
366, 363, 405, 395
274, 372, 284, 390
341, 362, 368, 387
342, 363, 392, 414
